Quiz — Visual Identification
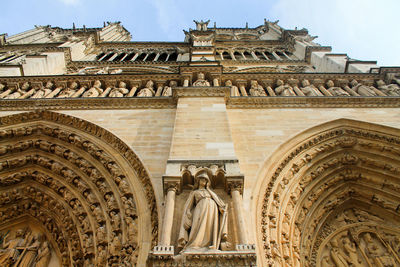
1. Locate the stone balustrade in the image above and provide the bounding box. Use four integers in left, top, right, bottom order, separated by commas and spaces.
0, 74, 399, 100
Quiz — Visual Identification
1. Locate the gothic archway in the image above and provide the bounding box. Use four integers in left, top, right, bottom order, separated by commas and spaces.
255, 119, 400, 266
0, 111, 158, 266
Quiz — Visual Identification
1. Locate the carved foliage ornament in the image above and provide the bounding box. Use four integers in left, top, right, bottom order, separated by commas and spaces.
0, 110, 158, 266
258, 123, 400, 267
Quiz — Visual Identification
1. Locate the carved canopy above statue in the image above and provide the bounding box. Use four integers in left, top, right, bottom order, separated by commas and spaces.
255, 119, 400, 267
0, 111, 158, 266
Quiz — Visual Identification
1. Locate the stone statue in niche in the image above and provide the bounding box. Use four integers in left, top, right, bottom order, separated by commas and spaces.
192, 72, 210, 87
5, 82, 30, 99
109, 81, 129, 97
249, 80, 266, 96
137, 80, 155, 97
178, 170, 227, 251
350, 80, 378, 96
57, 82, 79, 98
83, 80, 103, 97
326, 80, 350, 96
300, 79, 323, 96
162, 81, 177, 96
225, 80, 240, 96
31, 81, 53, 98
275, 79, 296, 96
376, 80, 400, 96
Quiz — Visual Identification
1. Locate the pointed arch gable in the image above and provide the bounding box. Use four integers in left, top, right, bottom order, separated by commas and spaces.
0, 110, 158, 266
254, 118, 400, 266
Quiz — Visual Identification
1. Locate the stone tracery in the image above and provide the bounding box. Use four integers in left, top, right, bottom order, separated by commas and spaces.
0, 111, 158, 266
256, 119, 400, 266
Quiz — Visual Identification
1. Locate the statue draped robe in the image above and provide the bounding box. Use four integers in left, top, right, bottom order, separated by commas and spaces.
178, 188, 227, 250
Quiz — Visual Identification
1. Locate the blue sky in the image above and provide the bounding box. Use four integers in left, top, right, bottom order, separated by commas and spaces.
1, 0, 399, 66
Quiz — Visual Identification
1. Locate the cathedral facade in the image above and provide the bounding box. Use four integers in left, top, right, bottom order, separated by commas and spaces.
0, 20, 399, 266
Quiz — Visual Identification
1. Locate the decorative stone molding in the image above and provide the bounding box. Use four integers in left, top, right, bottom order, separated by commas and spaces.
227, 96, 400, 108
163, 159, 243, 193
148, 250, 257, 267
255, 119, 400, 267
0, 110, 158, 266
0, 97, 176, 111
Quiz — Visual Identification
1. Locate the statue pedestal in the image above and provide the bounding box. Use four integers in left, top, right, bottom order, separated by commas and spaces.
148, 247, 257, 267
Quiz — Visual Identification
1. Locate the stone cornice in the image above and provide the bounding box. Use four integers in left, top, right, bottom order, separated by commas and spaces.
226, 96, 400, 108
0, 97, 176, 111
173, 86, 230, 98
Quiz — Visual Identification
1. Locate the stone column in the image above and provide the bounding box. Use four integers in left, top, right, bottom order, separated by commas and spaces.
228, 180, 248, 245
159, 179, 180, 246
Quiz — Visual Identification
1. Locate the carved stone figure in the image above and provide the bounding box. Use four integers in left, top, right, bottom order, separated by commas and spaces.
249, 80, 266, 96
57, 82, 78, 98
275, 79, 296, 96
35, 241, 51, 267
162, 81, 177, 96
300, 79, 322, 96
137, 80, 155, 97
5, 82, 30, 99
342, 236, 363, 267
32, 81, 54, 98
225, 80, 240, 96
194, 20, 210, 31
350, 80, 378, 96
363, 233, 396, 267
18, 233, 42, 267
83, 80, 103, 97
329, 239, 348, 267
109, 81, 129, 97
178, 170, 227, 251
326, 80, 350, 96
193, 72, 210, 87
0, 229, 27, 265
376, 80, 400, 96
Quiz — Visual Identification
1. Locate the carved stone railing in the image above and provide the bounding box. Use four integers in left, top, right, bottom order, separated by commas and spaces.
0, 71, 399, 110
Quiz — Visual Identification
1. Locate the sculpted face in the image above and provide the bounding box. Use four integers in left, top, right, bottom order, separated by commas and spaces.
170, 81, 177, 87
70, 82, 78, 89
276, 79, 284, 86
302, 80, 310, 86
119, 81, 126, 88
45, 81, 53, 88
225, 80, 232, 86
22, 82, 30, 90
146, 80, 154, 88
376, 80, 385, 86
198, 72, 205, 79
326, 80, 334, 87
199, 177, 207, 187
94, 80, 102, 88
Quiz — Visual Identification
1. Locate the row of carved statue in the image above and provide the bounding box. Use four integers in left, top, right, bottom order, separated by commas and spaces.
0, 73, 399, 99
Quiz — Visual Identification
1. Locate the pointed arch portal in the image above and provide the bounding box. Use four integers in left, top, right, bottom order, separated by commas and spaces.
256, 119, 400, 266
0, 111, 158, 266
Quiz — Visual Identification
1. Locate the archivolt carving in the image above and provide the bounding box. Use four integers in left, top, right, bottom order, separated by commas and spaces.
0, 110, 157, 266
256, 119, 400, 267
